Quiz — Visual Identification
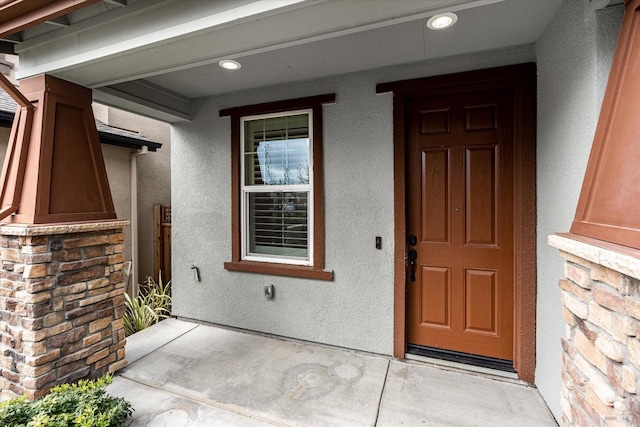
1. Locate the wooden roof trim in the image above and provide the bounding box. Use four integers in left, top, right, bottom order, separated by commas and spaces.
220, 94, 336, 118
376, 63, 536, 95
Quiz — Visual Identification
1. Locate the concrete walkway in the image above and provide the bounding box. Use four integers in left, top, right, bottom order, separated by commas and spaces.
106, 319, 557, 426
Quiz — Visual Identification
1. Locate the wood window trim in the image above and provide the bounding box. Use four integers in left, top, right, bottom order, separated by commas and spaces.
377, 63, 537, 383
221, 94, 335, 281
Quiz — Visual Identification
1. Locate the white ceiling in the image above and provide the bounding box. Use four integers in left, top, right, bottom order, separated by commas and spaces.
145, 0, 561, 99
8, 0, 574, 121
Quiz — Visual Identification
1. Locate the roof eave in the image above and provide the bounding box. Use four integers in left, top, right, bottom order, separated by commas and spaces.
0, 110, 162, 151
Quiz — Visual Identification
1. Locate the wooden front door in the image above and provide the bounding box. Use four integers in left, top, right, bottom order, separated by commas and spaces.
406, 87, 515, 362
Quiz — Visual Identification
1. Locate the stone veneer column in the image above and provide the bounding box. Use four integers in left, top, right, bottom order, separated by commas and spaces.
550, 234, 640, 426
0, 221, 129, 400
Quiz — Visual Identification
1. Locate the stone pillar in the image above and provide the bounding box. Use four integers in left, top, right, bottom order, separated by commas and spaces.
550, 234, 640, 426
0, 221, 128, 400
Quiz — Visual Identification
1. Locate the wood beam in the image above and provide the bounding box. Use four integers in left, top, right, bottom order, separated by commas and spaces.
0, 0, 100, 39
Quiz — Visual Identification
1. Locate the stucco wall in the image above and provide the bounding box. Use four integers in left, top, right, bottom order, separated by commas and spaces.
101, 108, 172, 283
534, 1, 623, 421
172, 45, 534, 355
102, 144, 134, 272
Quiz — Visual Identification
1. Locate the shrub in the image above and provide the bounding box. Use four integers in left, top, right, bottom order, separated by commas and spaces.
123, 273, 171, 336
0, 375, 132, 427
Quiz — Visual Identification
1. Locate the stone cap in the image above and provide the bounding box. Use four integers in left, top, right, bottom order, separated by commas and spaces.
0, 220, 130, 236
549, 233, 640, 280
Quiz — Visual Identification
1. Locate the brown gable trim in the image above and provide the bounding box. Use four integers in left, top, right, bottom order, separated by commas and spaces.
570, 0, 640, 250
219, 94, 336, 118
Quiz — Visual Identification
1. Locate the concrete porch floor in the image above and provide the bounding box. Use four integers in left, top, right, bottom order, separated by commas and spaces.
106, 319, 557, 426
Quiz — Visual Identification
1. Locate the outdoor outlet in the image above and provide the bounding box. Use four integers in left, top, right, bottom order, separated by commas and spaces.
264, 284, 274, 299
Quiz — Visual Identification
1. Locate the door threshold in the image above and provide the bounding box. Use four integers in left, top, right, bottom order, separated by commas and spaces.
405, 350, 519, 381
407, 345, 516, 372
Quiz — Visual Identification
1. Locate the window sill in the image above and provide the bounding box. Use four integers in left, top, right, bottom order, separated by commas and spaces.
224, 260, 333, 281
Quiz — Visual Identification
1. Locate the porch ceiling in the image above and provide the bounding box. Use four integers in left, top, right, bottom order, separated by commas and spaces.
4, 0, 571, 122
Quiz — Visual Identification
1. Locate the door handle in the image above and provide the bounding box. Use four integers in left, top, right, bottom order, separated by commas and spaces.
408, 249, 417, 282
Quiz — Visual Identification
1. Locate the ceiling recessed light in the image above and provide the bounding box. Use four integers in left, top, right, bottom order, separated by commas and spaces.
219, 59, 241, 70
427, 12, 458, 30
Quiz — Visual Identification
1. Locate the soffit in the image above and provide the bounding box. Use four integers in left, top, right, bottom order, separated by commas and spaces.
145, 0, 560, 99
0, 0, 102, 40
6, 0, 569, 121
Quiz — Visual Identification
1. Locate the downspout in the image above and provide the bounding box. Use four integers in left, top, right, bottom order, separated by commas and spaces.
130, 145, 148, 296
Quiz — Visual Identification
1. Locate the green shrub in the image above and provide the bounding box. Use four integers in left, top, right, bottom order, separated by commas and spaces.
0, 375, 132, 427
123, 273, 171, 336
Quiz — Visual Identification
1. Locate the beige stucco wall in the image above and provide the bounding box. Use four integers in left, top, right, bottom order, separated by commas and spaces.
534, 2, 623, 420
97, 107, 172, 283
101, 143, 134, 288
171, 44, 536, 357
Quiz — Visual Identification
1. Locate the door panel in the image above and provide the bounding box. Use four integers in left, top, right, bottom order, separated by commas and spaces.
420, 109, 451, 135
465, 145, 497, 246
407, 88, 514, 361
420, 266, 451, 328
421, 149, 450, 243
464, 269, 498, 334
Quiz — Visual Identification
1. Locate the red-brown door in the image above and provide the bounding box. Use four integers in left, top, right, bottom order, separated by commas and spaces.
406, 88, 514, 361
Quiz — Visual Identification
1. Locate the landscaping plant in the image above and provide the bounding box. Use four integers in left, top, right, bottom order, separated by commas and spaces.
123, 273, 172, 336
0, 375, 132, 427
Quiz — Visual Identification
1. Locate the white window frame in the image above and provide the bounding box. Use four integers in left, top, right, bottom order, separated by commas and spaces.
240, 109, 314, 266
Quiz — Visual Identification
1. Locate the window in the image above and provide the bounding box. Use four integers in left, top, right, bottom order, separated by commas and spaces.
242, 111, 312, 264
221, 94, 335, 280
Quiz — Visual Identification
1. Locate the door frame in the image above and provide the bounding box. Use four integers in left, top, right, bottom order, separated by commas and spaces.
376, 63, 537, 383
